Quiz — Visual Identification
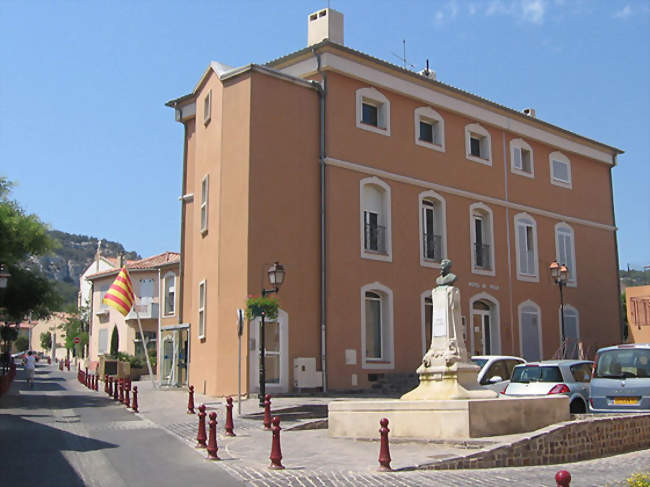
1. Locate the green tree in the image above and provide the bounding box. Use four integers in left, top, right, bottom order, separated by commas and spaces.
110, 326, 119, 356
40, 331, 52, 350
59, 313, 88, 357
14, 335, 29, 352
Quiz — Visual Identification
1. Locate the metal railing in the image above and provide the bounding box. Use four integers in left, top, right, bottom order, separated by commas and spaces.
474, 243, 491, 269
364, 223, 387, 254
423, 233, 442, 261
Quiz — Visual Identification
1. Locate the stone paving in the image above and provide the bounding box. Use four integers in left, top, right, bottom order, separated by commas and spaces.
126, 378, 650, 487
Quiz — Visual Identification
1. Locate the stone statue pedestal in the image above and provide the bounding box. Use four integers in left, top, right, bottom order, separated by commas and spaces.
401, 285, 497, 401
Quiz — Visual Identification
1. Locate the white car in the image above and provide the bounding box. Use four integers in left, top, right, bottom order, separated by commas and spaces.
471, 355, 526, 392
503, 360, 593, 414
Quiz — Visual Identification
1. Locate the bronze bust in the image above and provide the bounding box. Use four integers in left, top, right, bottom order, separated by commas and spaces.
435, 259, 457, 287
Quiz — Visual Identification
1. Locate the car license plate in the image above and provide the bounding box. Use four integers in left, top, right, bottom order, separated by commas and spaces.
613, 397, 639, 405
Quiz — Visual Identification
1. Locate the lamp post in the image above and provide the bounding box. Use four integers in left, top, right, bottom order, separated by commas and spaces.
0, 264, 11, 373
258, 262, 285, 407
549, 260, 569, 358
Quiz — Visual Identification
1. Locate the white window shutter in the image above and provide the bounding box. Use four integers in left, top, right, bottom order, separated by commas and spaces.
514, 147, 522, 169
517, 225, 528, 274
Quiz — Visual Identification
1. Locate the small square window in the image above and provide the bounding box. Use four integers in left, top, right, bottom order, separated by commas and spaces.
552, 159, 570, 183
419, 121, 434, 143
203, 91, 212, 125
362, 102, 378, 126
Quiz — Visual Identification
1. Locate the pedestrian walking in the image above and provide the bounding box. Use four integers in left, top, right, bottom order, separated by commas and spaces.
24, 351, 36, 388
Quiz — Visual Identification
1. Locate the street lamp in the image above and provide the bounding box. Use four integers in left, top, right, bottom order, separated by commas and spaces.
549, 260, 569, 358
258, 262, 286, 407
0, 264, 11, 373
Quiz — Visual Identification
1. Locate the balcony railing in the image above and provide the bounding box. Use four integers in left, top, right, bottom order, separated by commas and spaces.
364, 223, 387, 254
474, 243, 491, 269
423, 233, 442, 261
126, 302, 159, 320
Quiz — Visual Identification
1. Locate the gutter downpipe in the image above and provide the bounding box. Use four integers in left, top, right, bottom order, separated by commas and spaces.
313, 47, 328, 392
178, 115, 189, 327
157, 267, 162, 383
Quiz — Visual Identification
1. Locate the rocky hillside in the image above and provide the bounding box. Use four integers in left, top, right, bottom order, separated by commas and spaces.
25, 230, 140, 309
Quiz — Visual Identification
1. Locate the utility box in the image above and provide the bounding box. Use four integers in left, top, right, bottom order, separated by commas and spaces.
293, 357, 323, 389
98, 355, 118, 379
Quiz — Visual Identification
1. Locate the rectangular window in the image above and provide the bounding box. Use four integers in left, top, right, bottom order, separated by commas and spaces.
198, 280, 206, 339
200, 175, 209, 234
362, 102, 378, 126
419, 121, 433, 143
203, 90, 211, 124
164, 275, 175, 315
517, 224, 536, 275
422, 203, 441, 261
365, 295, 382, 359
557, 230, 576, 283
514, 148, 532, 173
552, 159, 570, 183
98, 329, 108, 354
364, 211, 385, 253
474, 217, 489, 269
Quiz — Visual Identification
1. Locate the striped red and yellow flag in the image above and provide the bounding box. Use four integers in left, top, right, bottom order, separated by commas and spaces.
103, 267, 135, 316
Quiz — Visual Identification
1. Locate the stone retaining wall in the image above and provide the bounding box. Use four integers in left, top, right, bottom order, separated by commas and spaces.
425, 413, 650, 470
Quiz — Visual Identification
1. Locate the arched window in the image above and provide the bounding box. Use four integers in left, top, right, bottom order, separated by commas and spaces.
561, 305, 580, 359
514, 212, 539, 281
361, 283, 394, 369
510, 138, 534, 177
469, 203, 495, 275
549, 151, 572, 188
163, 272, 176, 316
555, 222, 577, 286
360, 177, 392, 262
414, 106, 445, 151
419, 190, 447, 267
469, 293, 501, 355
356, 87, 391, 136
465, 123, 492, 165
518, 300, 542, 362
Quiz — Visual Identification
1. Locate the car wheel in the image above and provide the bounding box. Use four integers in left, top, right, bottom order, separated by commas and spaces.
570, 399, 586, 414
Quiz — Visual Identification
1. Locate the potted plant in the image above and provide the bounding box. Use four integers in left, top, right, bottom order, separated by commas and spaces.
245, 295, 279, 320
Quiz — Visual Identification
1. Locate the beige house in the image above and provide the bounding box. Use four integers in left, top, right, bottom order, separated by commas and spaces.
28, 312, 71, 360
166, 9, 623, 397
626, 285, 650, 344
87, 252, 180, 380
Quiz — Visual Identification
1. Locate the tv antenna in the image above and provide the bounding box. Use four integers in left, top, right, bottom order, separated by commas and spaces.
391, 39, 415, 70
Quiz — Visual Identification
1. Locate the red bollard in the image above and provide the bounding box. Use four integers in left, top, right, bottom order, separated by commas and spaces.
263, 393, 272, 430
206, 412, 220, 460
196, 404, 207, 448
124, 382, 131, 408
94, 375, 98, 391
85, 368, 88, 387
119, 379, 124, 403
556, 470, 571, 487
65, 358, 70, 371
187, 385, 195, 414
225, 396, 236, 436
378, 417, 392, 472
59, 360, 63, 371
131, 386, 139, 413
108, 377, 113, 397
113, 379, 119, 401
269, 416, 284, 470
47, 357, 51, 365
104, 376, 108, 394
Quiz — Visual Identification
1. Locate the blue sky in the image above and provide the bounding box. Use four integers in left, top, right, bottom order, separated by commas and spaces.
1, 0, 648, 269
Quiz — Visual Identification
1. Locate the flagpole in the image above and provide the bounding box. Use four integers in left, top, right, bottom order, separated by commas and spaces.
124, 267, 157, 390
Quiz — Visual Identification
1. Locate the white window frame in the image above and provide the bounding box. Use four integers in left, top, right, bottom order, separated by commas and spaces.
418, 190, 447, 268
198, 280, 206, 340
518, 300, 543, 361
465, 123, 492, 165
469, 292, 502, 355
360, 177, 392, 262
514, 212, 539, 282
163, 272, 176, 317
555, 222, 578, 287
549, 151, 572, 189
414, 106, 445, 152
360, 282, 394, 370
200, 174, 209, 235
203, 90, 212, 125
469, 202, 496, 276
356, 87, 391, 136
98, 328, 108, 355
510, 138, 534, 178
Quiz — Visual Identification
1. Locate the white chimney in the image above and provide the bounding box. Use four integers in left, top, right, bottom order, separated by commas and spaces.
307, 8, 343, 46
523, 108, 536, 118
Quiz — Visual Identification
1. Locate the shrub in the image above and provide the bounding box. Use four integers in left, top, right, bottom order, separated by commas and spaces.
14, 336, 29, 352
245, 295, 279, 320
627, 473, 650, 487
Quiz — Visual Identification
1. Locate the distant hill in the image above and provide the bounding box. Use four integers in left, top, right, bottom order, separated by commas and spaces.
25, 230, 141, 310
620, 268, 650, 294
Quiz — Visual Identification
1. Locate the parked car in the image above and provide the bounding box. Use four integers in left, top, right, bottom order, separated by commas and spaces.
471, 355, 526, 392
589, 343, 650, 413
502, 360, 593, 414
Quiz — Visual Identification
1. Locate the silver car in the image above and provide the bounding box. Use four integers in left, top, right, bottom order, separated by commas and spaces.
589, 343, 650, 413
471, 355, 526, 392
503, 360, 593, 414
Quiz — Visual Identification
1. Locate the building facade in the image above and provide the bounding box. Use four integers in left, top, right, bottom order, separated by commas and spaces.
87, 252, 180, 379
167, 9, 622, 397
626, 285, 650, 344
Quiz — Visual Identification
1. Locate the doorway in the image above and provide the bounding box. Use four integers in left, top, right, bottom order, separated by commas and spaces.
160, 324, 189, 387
248, 309, 289, 394
470, 295, 500, 356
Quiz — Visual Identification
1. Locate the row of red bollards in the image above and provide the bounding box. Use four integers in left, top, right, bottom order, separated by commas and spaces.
187, 386, 572, 482
76, 364, 139, 413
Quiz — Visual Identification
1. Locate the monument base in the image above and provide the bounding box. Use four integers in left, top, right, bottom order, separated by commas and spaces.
401, 362, 498, 401
328, 396, 569, 439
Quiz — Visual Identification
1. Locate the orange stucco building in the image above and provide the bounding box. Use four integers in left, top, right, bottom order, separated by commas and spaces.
166, 9, 623, 397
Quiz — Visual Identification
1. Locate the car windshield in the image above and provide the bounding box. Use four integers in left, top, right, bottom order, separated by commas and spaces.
511, 365, 563, 383
594, 349, 650, 379
471, 358, 488, 369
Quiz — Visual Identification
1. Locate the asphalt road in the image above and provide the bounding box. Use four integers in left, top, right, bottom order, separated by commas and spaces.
0, 365, 244, 487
